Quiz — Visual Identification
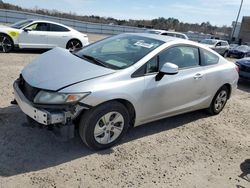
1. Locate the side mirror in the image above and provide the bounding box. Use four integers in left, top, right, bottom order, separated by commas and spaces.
155, 62, 178, 81
23, 28, 32, 32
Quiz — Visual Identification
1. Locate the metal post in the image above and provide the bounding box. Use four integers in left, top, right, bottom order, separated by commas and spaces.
231, 0, 243, 42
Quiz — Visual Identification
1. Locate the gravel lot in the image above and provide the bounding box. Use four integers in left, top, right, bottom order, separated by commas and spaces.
0, 34, 249, 188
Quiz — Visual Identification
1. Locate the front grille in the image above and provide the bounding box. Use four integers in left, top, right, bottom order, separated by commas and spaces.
19, 75, 40, 102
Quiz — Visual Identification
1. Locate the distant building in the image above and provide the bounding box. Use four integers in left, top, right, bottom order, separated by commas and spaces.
238, 16, 250, 45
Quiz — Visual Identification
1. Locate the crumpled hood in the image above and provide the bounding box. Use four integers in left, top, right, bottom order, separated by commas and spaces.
22, 47, 116, 91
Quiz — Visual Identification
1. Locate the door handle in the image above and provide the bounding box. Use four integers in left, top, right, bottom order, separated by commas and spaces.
193, 73, 203, 80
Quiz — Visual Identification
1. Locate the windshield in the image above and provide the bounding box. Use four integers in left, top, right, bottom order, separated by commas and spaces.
200, 39, 217, 45
236, 45, 250, 51
75, 34, 164, 69
10, 20, 33, 29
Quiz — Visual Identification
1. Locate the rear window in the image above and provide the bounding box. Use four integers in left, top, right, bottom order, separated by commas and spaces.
49, 24, 69, 32
200, 48, 219, 66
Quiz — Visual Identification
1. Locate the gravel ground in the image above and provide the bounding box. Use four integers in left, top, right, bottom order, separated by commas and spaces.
0, 35, 249, 188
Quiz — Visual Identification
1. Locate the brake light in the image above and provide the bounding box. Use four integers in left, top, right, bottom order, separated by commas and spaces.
235, 64, 240, 73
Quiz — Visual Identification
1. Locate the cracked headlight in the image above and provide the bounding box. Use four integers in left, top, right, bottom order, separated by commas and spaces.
34, 91, 90, 104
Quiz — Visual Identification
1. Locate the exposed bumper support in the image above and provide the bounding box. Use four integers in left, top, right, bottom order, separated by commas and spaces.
13, 81, 88, 125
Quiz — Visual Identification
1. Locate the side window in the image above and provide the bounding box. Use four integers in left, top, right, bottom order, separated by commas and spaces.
216, 42, 221, 46
158, 46, 199, 69
25, 22, 48, 31
146, 56, 158, 73
200, 48, 219, 66
221, 42, 228, 46
49, 23, 70, 32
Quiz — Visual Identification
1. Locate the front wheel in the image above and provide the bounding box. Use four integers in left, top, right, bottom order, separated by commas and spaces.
207, 86, 229, 115
0, 34, 13, 53
79, 101, 130, 150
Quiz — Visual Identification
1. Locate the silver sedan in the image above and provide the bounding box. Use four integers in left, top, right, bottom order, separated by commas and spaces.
13, 33, 239, 150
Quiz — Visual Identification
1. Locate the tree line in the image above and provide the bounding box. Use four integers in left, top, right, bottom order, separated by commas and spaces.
0, 1, 231, 35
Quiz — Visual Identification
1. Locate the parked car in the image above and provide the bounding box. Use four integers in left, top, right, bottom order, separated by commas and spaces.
13, 33, 238, 150
229, 43, 239, 50
0, 19, 89, 52
146, 29, 189, 40
199, 39, 230, 56
227, 45, 250, 59
235, 57, 250, 80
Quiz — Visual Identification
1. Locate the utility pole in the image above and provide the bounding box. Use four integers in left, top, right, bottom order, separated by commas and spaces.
231, 0, 243, 42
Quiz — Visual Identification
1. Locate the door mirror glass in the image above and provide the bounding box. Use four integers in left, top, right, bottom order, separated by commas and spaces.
160, 62, 179, 75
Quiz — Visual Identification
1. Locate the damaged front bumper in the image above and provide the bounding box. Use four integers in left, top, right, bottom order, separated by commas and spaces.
13, 80, 89, 126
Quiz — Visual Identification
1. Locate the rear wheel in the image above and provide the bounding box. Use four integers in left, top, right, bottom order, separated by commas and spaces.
79, 101, 130, 150
208, 86, 229, 115
223, 51, 229, 57
0, 34, 13, 53
66, 39, 82, 51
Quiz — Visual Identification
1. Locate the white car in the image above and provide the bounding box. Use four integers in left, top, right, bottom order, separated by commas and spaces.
0, 19, 89, 52
146, 29, 189, 40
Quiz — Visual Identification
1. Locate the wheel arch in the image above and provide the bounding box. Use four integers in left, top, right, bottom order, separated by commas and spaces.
221, 83, 232, 99
81, 98, 136, 127
222, 83, 232, 99
66, 38, 82, 48
0, 32, 14, 44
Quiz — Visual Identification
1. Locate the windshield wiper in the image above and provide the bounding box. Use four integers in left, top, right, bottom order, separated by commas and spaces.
81, 54, 109, 68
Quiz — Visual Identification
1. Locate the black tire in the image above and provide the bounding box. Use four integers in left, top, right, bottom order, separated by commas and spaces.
0, 34, 13, 53
79, 101, 130, 150
207, 86, 229, 115
66, 39, 82, 51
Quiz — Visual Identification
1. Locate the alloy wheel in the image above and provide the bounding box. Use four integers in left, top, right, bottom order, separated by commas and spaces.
67, 40, 81, 51
0, 35, 12, 52
94, 111, 124, 145
214, 90, 227, 112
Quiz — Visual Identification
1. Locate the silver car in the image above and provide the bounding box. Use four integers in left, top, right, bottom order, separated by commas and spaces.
13, 33, 239, 150
200, 39, 230, 57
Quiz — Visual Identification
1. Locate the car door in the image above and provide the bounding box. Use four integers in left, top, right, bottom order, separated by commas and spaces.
18, 22, 49, 49
215, 41, 228, 55
139, 45, 207, 123
46, 23, 71, 48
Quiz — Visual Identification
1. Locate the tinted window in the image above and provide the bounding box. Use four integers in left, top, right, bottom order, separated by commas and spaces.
200, 48, 219, 66
25, 22, 49, 31
176, 34, 185, 39
49, 24, 69, 32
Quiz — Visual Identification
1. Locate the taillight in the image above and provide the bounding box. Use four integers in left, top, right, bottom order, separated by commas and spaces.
235, 64, 240, 73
